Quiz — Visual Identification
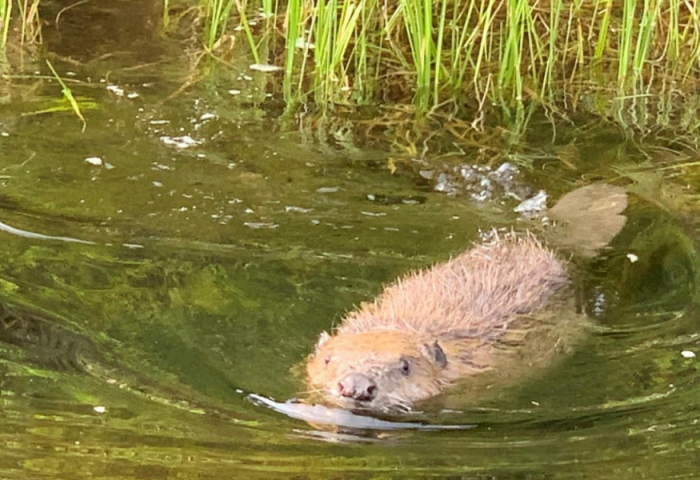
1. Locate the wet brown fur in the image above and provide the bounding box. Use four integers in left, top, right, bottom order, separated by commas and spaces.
306, 233, 574, 411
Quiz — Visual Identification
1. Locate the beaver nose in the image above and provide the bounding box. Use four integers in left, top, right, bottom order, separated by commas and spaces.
338, 373, 377, 401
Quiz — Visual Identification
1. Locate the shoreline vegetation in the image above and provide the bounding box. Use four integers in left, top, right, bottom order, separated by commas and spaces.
202, 0, 700, 137
1, 0, 700, 144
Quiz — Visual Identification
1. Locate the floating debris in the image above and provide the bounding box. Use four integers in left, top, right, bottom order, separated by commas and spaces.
105, 84, 138, 99
294, 37, 315, 50
514, 190, 548, 214
249, 64, 283, 73
106, 84, 124, 96
434, 173, 452, 193
249, 394, 473, 431
681, 350, 696, 359
432, 161, 533, 206
244, 222, 279, 229
361, 211, 387, 217
160, 135, 200, 149
626, 253, 639, 263
85, 156, 103, 166
316, 187, 340, 194
0, 219, 95, 245
285, 206, 312, 213
367, 194, 427, 205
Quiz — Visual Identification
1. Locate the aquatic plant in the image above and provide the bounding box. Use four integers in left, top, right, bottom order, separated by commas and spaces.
203, 0, 236, 50
201, 0, 259, 62
45, 59, 87, 132
193, 0, 700, 134
0, 0, 10, 50
0, 0, 41, 51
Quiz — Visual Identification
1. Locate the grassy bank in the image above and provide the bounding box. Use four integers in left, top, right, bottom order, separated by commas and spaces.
2, 0, 700, 138
195, 0, 700, 135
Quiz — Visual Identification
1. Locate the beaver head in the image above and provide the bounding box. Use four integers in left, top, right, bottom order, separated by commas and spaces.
306, 329, 449, 412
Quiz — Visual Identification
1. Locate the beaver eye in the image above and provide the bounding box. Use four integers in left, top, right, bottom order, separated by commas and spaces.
400, 358, 410, 376
324, 355, 331, 365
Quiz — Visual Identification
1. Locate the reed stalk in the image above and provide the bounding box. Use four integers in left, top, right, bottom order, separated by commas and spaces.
282, 0, 303, 103
1, 0, 12, 49
187, 0, 700, 131
18, 0, 41, 44
204, 0, 235, 49
46, 60, 87, 132
260, 0, 274, 17
400, 0, 433, 110
541, 0, 562, 99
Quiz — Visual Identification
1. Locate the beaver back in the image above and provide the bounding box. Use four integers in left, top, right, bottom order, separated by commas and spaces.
338, 233, 569, 342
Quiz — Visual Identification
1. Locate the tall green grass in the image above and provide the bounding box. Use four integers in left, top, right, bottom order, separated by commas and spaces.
203, 0, 235, 49
1, 0, 11, 50
202, 0, 259, 63
401, 0, 433, 109
260, 0, 700, 119
283, 0, 379, 106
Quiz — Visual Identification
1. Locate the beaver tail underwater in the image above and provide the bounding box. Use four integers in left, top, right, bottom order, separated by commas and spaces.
306, 184, 628, 412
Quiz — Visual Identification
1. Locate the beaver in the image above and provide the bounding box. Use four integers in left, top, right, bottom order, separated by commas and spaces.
306, 184, 628, 412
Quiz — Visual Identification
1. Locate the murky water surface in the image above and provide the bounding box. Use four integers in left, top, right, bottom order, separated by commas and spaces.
0, 4, 699, 479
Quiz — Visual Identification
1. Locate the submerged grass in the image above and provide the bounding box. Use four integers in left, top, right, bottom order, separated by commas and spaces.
45, 59, 87, 132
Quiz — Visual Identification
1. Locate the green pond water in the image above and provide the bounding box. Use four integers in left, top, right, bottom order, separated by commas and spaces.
0, 3, 699, 479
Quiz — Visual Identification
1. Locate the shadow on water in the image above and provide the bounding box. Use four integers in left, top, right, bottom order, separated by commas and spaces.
0, 2, 699, 479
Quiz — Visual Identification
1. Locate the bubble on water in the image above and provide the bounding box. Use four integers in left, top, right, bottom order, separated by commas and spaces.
514, 190, 548, 214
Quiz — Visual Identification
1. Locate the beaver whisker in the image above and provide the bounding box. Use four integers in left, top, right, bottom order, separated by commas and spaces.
297, 387, 324, 396
382, 397, 412, 414
379, 406, 402, 415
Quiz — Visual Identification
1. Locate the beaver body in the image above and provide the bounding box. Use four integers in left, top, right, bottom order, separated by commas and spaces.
306, 234, 575, 411
306, 185, 628, 412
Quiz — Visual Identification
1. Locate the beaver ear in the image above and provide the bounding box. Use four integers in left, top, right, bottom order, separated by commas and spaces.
315, 331, 330, 350
422, 341, 447, 368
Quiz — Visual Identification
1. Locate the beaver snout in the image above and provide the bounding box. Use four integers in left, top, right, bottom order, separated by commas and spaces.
338, 373, 377, 401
